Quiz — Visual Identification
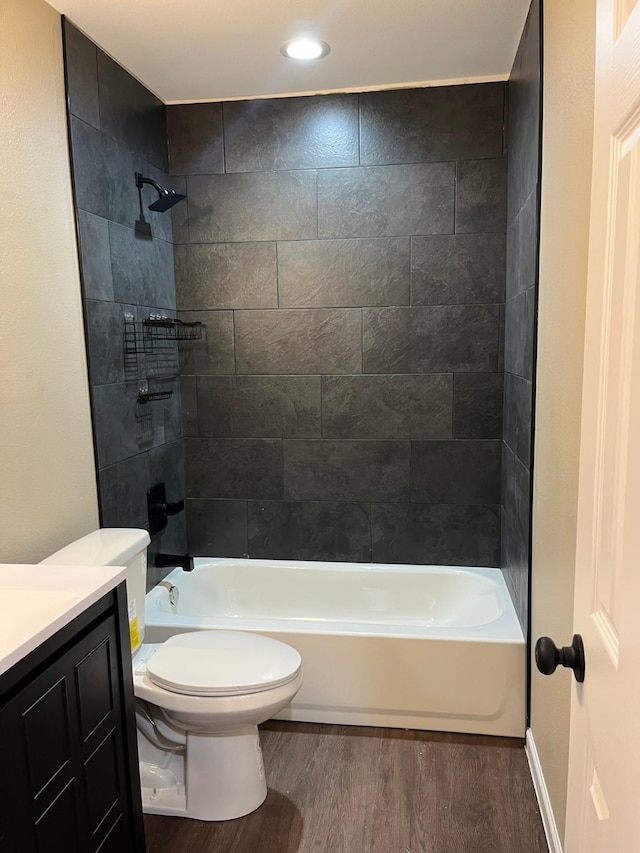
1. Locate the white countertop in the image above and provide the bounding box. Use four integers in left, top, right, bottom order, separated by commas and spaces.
0, 564, 126, 677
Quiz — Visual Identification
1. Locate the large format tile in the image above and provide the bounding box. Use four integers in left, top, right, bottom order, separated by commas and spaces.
102, 132, 139, 227
322, 375, 452, 439
504, 373, 533, 467
371, 503, 501, 566
185, 438, 283, 500
64, 22, 100, 129
85, 300, 126, 386
110, 222, 176, 309
411, 234, 505, 305
501, 443, 531, 629
223, 94, 359, 172
97, 50, 167, 170
501, 508, 529, 633
502, 443, 531, 547
360, 83, 505, 165
180, 376, 198, 437
177, 311, 235, 375
410, 440, 502, 504
277, 238, 410, 308
170, 175, 190, 244
167, 103, 224, 175
149, 439, 185, 509
453, 374, 504, 439
186, 499, 248, 557
504, 287, 535, 380
284, 440, 410, 502
318, 163, 455, 238
507, 0, 541, 220
77, 211, 113, 301
363, 306, 500, 373
175, 243, 277, 310
146, 377, 183, 448
248, 501, 371, 562
187, 172, 317, 243
506, 189, 538, 301
98, 453, 150, 529
92, 383, 149, 467
148, 440, 188, 564
150, 512, 188, 570
455, 159, 508, 234
70, 116, 110, 219
197, 376, 321, 438
235, 309, 362, 375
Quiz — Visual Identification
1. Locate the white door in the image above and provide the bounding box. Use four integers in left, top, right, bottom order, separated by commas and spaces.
564, 0, 640, 850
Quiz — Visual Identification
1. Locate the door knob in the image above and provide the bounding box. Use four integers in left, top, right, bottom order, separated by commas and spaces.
535, 634, 585, 682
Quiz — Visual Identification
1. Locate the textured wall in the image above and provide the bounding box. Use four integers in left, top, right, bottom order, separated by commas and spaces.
531, 0, 595, 840
169, 86, 508, 564
64, 21, 186, 583
501, 0, 541, 629
0, 0, 99, 563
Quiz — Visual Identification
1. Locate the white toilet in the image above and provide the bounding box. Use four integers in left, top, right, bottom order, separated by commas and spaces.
41, 528, 303, 821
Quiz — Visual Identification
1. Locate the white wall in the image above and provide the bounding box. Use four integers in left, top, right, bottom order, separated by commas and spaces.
0, 0, 99, 562
531, 0, 596, 841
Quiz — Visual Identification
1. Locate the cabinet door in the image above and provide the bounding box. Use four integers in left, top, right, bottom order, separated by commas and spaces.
0, 614, 136, 853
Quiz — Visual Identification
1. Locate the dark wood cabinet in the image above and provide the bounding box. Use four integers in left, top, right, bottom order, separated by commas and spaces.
0, 585, 145, 853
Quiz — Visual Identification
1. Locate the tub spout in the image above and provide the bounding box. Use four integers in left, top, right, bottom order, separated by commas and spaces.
155, 553, 194, 572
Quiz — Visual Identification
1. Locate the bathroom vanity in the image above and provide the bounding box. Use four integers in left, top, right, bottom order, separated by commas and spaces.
0, 565, 145, 853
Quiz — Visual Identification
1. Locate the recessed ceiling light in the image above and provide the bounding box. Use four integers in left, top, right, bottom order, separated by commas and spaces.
280, 39, 331, 61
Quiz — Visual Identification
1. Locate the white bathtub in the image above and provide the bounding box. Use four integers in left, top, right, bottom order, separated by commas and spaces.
144, 559, 525, 737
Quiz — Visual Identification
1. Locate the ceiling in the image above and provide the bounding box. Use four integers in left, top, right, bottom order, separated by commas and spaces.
46, 0, 531, 104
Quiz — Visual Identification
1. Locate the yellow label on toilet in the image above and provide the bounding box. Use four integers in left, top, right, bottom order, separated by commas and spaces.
129, 617, 140, 650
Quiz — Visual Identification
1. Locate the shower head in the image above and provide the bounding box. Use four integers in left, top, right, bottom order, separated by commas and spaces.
135, 172, 186, 212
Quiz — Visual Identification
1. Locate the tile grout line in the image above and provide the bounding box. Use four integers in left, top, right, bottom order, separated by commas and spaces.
221, 103, 227, 174
357, 93, 362, 166
231, 310, 238, 375
177, 230, 506, 247
315, 170, 319, 239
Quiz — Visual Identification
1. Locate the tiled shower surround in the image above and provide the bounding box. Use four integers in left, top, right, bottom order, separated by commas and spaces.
170, 86, 508, 564
64, 21, 186, 583
63, 15, 540, 586
502, 0, 542, 629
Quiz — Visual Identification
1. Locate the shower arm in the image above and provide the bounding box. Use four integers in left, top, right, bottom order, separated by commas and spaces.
135, 172, 164, 195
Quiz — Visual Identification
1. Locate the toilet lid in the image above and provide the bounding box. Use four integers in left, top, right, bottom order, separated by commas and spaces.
146, 631, 302, 697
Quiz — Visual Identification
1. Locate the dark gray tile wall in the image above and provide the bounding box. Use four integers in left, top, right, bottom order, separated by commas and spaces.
64, 21, 186, 584
169, 82, 507, 565
501, 0, 541, 629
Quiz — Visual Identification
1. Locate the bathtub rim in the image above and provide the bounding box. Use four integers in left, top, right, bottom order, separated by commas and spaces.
145, 559, 525, 645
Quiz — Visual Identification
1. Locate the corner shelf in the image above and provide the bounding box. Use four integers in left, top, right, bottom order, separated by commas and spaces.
124, 315, 204, 356
137, 389, 173, 404
142, 317, 204, 342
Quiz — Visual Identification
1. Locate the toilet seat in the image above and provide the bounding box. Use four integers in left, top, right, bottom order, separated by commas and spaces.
146, 630, 302, 697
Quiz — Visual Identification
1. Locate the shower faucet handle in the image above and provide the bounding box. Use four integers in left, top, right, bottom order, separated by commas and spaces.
147, 482, 184, 535
161, 499, 184, 516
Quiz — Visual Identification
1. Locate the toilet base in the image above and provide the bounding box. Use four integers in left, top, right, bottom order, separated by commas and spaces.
139, 725, 268, 821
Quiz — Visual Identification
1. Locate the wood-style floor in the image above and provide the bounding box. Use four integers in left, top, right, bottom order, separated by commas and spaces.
144, 721, 548, 853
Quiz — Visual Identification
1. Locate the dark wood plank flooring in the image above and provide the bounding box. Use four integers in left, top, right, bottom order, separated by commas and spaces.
144, 721, 548, 853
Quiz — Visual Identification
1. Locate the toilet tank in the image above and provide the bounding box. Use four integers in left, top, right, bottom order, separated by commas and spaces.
40, 528, 150, 654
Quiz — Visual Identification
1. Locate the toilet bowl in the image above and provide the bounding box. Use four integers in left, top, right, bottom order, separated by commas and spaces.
41, 529, 303, 821
133, 631, 302, 820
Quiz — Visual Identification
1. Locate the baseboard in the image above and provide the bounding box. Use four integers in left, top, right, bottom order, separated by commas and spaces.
525, 729, 563, 853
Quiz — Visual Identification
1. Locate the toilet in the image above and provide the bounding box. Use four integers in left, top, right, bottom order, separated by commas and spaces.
41, 528, 303, 821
